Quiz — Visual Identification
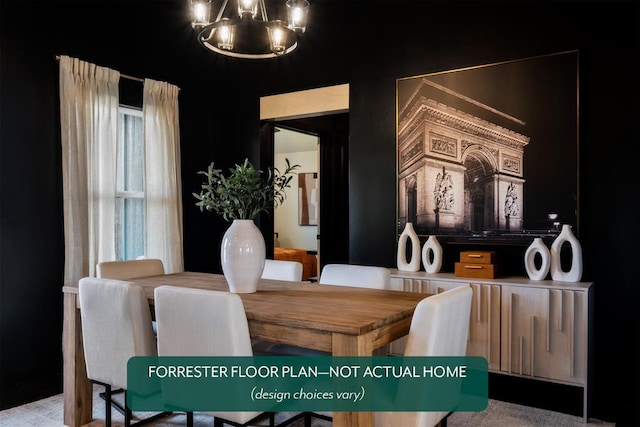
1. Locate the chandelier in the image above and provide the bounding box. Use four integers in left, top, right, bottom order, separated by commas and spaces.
190, 0, 310, 59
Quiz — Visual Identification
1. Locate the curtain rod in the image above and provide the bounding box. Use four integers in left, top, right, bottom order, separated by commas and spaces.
55, 55, 144, 83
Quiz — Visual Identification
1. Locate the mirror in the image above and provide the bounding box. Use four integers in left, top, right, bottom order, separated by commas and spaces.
298, 172, 318, 226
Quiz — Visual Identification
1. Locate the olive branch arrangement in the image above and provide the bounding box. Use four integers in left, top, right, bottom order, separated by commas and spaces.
193, 158, 300, 221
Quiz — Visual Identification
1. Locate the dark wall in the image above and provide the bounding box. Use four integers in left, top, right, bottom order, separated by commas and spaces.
1, 1, 638, 424
0, 41, 65, 408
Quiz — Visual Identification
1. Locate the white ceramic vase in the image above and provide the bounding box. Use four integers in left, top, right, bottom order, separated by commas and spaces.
397, 222, 421, 272
220, 219, 265, 293
550, 224, 583, 282
524, 237, 551, 281
421, 235, 443, 273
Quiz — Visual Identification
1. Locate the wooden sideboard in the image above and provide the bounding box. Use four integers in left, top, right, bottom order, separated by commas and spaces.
388, 269, 593, 421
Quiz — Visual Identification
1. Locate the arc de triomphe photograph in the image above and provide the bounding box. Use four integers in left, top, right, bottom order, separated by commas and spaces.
396, 51, 579, 241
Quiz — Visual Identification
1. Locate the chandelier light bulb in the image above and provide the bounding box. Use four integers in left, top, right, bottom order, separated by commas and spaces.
191, 0, 211, 26
272, 28, 284, 44
291, 8, 302, 24
286, 0, 309, 32
194, 4, 206, 20
238, 0, 258, 18
216, 20, 235, 50
268, 25, 287, 55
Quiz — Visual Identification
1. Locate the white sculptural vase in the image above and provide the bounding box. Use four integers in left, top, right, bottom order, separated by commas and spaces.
220, 219, 266, 293
550, 224, 583, 282
397, 222, 421, 272
524, 237, 551, 281
421, 235, 443, 274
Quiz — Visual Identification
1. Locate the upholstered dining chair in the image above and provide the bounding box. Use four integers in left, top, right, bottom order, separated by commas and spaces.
97, 258, 165, 336
318, 263, 390, 289
154, 285, 275, 427
97, 258, 165, 280
78, 277, 171, 427
374, 285, 473, 427
261, 259, 303, 282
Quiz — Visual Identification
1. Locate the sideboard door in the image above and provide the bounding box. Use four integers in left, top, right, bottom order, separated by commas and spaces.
501, 287, 587, 385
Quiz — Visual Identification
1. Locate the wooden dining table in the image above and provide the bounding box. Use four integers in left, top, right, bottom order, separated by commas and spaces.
62, 271, 429, 427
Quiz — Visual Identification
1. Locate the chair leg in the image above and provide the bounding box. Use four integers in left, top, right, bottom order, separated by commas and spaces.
100, 388, 127, 416
124, 397, 133, 427
440, 411, 453, 427
104, 384, 112, 427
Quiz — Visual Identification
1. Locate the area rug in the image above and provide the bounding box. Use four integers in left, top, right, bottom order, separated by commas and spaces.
0, 385, 613, 426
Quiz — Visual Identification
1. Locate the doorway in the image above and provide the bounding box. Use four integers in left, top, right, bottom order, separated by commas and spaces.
259, 84, 350, 273
273, 126, 319, 252
260, 114, 350, 272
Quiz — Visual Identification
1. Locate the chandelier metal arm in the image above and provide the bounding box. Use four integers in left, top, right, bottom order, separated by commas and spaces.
214, 0, 228, 22
259, 0, 269, 21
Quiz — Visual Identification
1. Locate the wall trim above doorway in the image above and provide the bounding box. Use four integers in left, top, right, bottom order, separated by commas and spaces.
260, 84, 349, 120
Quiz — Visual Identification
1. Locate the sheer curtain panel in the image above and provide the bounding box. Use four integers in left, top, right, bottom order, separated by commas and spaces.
143, 79, 184, 273
59, 56, 119, 285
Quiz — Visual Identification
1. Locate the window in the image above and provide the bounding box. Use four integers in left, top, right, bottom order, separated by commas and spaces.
116, 106, 144, 260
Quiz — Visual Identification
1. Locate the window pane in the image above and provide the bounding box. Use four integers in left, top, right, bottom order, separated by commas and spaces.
116, 197, 144, 260
116, 107, 145, 261
118, 112, 144, 192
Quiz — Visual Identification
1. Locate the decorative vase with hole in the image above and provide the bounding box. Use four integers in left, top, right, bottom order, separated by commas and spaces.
524, 237, 551, 281
421, 235, 443, 274
220, 220, 266, 293
397, 222, 421, 272
550, 224, 583, 282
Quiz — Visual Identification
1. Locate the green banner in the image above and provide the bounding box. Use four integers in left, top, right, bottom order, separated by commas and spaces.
128, 356, 487, 412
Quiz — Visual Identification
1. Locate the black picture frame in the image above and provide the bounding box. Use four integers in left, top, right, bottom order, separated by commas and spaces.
396, 51, 579, 244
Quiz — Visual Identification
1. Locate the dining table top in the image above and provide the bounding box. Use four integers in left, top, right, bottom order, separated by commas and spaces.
66, 271, 429, 338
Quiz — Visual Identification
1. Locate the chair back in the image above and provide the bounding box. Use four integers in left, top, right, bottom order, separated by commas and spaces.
154, 286, 267, 425
374, 285, 473, 427
262, 259, 303, 282
405, 284, 472, 357
319, 264, 390, 289
154, 286, 252, 357
97, 259, 165, 280
78, 277, 157, 390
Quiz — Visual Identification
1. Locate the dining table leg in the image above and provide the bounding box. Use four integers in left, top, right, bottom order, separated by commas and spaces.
331, 331, 375, 427
63, 292, 92, 427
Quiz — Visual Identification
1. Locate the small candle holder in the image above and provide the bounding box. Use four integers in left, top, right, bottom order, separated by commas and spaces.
548, 213, 560, 232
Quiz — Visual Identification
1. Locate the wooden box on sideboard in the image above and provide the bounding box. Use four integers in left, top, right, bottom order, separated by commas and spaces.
454, 262, 500, 279
456, 250, 500, 279
459, 250, 497, 264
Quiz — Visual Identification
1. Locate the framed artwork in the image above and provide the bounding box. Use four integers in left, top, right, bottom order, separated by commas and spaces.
396, 50, 579, 243
298, 172, 318, 226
